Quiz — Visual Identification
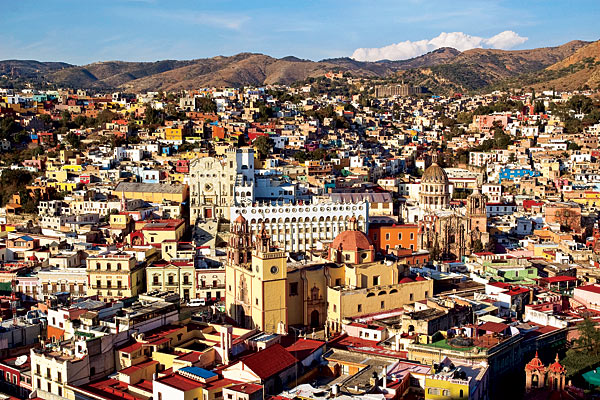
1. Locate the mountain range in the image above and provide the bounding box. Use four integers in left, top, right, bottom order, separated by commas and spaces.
0, 39, 598, 94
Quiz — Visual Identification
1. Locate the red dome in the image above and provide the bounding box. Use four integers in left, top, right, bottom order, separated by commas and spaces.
525, 352, 545, 371
415, 275, 426, 281
234, 214, 247, 224
331, 230, 373, 252
399, 277, 414, 284
548, 354, 565, 374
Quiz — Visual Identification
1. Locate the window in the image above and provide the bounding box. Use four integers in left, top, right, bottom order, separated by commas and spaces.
47, 368, 51, 379
117, 263, 122, 271
372, 276, 380, 286
153, 275, 159, 285
335, 278, 341, 286
212, 280, 217, 287
289, 282, 298, 296
398, 233, 402, 240
255, 298, 259, 305
168, 275, 174, 285
106, 263, 111, 270
410, 233, 414, 240
345, 254, 351, 261
385, 233, 390, 240
36, 365, 40, 375
460, 389, 464, 398
381, 300, 385, 309
425, 291, 429, 298
158, 393, 162, 400
333, 304, 337, 312
58, 387, 62, 397
357, 304, 362, 312
410, 293, 414, 301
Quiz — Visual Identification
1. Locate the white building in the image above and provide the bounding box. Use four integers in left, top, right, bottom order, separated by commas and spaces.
230, 199, 369, 252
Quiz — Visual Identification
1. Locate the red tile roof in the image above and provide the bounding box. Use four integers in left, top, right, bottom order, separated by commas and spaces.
119, 360, 158, 376
118, 342, 143, 354
285, 339, 325, 361
226, 383, 263, 395
239, 344, 297, 380
156, 373, 204, 392
540, 276, 577, 283
575, 284, 600, 294
478, 321, 509, 334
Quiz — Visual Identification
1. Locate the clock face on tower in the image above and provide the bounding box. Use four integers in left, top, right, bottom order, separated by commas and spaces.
270, 266, 279, 275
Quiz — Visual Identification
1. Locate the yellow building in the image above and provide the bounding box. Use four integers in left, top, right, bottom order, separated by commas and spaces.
86, 251, 145, 301
113, 182, 188, 204
424, 358, 489, 400
226, 215, 433, 333
61, 164, 83, 172
226, 216, 287, 333
146, 260, 196, 301
164, 126, 184, 142
131, 219, 186, 245
47, 181, 78, 192
46, 168, 68, 182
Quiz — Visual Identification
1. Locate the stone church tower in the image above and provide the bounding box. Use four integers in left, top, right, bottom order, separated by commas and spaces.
227, 214, 253, 268
466, 186, 489, 250
225, 219, 288, 333
525, 352, 566, 393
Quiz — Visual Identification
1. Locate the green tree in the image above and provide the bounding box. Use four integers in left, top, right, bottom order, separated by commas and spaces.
61, 110, 71, 126
253, 135, 274, 159
143, 105, 163, 126
568, 141, 582, 151
65, 132, 81, 149
197, 97, 217, 113
97, 109, 117, 125
567, 94, 593, 114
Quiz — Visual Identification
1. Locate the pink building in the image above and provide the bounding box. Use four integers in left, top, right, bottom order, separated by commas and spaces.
473, 114, 510, 133
573, 284, 600, 310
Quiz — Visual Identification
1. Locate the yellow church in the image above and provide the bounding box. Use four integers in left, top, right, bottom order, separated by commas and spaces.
225, 215, 433, 334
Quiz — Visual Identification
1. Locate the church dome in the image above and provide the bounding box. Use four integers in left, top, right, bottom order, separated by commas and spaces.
525, 351, 545, 371
422, 162, 449, 185
331, 230, 373, 252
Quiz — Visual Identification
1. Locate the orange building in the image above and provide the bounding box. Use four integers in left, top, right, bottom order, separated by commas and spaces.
368, 224, 419, 254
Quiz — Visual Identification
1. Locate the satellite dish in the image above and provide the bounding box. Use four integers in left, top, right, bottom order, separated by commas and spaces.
15, 355, 27, 366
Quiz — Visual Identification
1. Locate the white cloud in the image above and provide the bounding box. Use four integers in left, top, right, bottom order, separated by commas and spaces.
351, 31, 528, 61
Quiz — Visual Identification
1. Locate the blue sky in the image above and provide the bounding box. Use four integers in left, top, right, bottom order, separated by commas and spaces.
0, 0, 598, 64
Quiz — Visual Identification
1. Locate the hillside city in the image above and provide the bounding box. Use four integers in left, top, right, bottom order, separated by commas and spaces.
0, 77, 600, 400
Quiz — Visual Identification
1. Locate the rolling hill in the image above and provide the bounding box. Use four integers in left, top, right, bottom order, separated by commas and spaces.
0, 40, 595, 94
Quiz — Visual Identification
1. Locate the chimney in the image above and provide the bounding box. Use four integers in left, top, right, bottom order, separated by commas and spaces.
220, 324, 233, 364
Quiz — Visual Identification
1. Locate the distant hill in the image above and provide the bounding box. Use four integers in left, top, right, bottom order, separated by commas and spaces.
0, 40, 594, 94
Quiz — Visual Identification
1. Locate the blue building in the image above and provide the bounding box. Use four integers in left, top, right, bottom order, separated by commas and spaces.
498, 168, 540, 183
